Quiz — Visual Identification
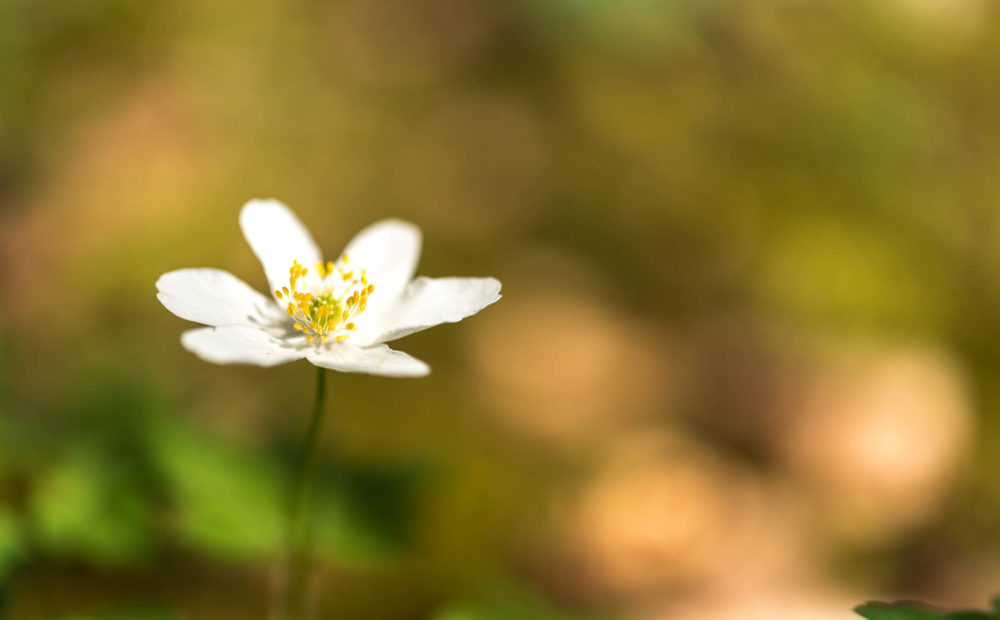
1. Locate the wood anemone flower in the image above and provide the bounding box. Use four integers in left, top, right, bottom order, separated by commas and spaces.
156, 199, 501, 377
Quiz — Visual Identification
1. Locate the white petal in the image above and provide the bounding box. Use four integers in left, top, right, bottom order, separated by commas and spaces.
306, 343, 430, 377
181, 326, 304, 367
341, 219, 421, 314
240, 199, 322, 298
156, 268, 286, 327
359, 276, 502, 344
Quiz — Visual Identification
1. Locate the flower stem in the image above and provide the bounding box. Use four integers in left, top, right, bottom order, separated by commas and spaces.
285, 365, 327, 619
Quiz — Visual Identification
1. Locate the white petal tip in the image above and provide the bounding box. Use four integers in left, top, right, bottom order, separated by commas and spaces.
240, 197, 291, 213
371, 217, 421, 232
486, 277, 502, 300
238, 198, 301, 229
410, 363, 432, 378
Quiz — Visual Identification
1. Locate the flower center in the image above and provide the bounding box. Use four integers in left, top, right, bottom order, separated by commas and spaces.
274, 254, 374, 344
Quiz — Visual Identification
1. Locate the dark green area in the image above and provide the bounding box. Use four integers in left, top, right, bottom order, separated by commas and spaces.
856, 598, 1000, 620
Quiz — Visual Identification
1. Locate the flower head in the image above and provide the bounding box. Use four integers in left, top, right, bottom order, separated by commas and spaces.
156, 200, 501, 377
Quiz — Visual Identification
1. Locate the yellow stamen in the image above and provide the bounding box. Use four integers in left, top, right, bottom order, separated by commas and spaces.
279, 256, 375, 347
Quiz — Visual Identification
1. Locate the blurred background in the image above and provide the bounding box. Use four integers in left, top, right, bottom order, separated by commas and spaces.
2, 0, 1000, 618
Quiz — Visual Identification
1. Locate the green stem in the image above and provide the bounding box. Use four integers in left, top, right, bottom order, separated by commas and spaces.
285, 365, 327, 619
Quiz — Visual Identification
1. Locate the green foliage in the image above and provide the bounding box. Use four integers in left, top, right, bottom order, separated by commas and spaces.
57, 608, 175, 620
151, 424, 285, 559
30, 450, 152, 567
0, 507, 23, 579
6, 372, 433, 570
434, 599, 584, 620
313, 462, 425, 563
432, 582, 598, 620
855, 599, 1000, 620
153, 421, 428, 564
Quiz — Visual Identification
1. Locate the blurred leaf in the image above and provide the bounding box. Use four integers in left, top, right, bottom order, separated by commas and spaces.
855, 601, 1000, 620
0, 507, 23, 579
57, 607, 175, 620
854, 602, 946, 620
153, 425, 283, 559
434, 595, 590, 620
30, 450, 152, 567
432, 580, 597, 620
314, 463, 425, 563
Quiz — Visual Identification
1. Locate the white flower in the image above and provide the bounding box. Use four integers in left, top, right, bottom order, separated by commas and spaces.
156, 200, 501, 377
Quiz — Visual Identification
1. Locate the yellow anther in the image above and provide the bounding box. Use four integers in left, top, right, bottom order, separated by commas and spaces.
281, 257, 375, 347
342, 253, 349, 264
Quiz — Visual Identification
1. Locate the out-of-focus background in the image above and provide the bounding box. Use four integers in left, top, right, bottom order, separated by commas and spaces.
2, 0, 1000, 618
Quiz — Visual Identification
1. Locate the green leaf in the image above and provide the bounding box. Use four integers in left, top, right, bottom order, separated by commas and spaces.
432, 583, 595, 620
0, 507, 23, 579
855, 601, 1000, 620
313, 463, 425, 563
153, 426, 284, 559
30, 451, 152, 567
434, 599, 592, 620
57, 607, 175, 620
